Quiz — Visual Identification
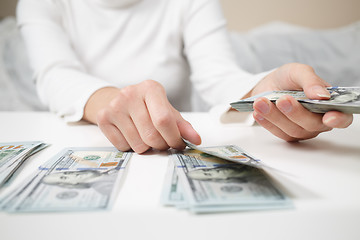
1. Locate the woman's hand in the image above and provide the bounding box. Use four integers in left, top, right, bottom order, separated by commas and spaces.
251, 63, 353, 141
83, 80, 201, 153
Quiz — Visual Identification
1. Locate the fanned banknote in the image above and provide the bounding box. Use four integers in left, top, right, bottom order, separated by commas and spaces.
230, 87, 360, 114
0, 141, 48, 187
0, 147, 132, 212
183, 139, 262, 169
162, 149, 292, 213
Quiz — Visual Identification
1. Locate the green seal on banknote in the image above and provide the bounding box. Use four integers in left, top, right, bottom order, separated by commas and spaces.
83, 155, 101, 161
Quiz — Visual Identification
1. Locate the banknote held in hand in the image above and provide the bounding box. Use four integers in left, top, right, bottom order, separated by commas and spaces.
230, 87, 360, 114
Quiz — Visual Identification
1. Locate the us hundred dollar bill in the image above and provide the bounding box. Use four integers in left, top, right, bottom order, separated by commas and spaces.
0, 147, 132, 212
230, 87, 360, 114
0, 141, 48, 187
160, 159, 187, 208
163, 149, 291, 213
183, 139, 262, 169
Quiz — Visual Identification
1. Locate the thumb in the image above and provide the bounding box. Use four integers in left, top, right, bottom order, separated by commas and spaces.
304, 84, 331, 100
291, 65, 331, 100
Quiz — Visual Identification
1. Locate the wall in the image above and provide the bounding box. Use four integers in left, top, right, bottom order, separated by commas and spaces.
220, 0, 360, 31
0, 0, 17, 18
1, 0, 360, 30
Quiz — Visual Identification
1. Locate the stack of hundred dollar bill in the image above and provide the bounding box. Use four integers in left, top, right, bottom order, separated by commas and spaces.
161, 140, 292, 213
0, 147, 131, 212
230, 87, 360, 114
0, 141, 48, 187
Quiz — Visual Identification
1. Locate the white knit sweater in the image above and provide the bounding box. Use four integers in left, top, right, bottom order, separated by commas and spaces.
17, 0, 267, 122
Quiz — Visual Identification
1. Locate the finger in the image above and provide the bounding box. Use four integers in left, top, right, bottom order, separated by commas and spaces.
114, 115, 150, 153
323, 111, 353, 128
175, 111, 201, 146
253, 111, 301, 141
253, 97, 325, 140
143, 82, 185, 149
276, 95, 332, 132
288, 64, 331, 99
105, 102, 150, 153
128, 98, 169, 150
98, 123, 131, 151
96, 110, 131, 151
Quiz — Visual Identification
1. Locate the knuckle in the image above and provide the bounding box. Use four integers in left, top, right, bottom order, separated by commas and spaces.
292, 62, 313, 71
289, 63, 314, 79
153, 111, 172, 128
303, 64, 314, 72
122, 124, 135, 136
143, 79, 157, 87
109, 88, 137, 112
96, 109, 110, 125
119, 86, 136, 100
142, 79, 164, 92
109, 97, 124, 112
142, 128, 161, 145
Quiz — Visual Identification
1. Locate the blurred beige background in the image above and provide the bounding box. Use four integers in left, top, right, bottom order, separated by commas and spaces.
1, 0, 360, 30
220, 0, 360, 31
0, 0, 17, 18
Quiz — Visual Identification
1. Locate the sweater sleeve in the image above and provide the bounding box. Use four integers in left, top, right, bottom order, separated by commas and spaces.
17, 0, 114, 122
182, 0, 272, 107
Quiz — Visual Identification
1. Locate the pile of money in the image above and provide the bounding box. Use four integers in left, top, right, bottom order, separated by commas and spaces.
0, 147, 132, 212
161, 143, 291, 213
230, 87, 360, 114
1, 141, 289, 213
0, 141, 48, 187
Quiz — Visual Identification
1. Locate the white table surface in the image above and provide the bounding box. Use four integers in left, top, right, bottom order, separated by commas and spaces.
0, 111, 359, 240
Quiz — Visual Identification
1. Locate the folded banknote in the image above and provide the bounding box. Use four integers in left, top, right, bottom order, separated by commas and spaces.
0, 141, 48, 187
230, 87, 360, 114
182, 139, 262, 169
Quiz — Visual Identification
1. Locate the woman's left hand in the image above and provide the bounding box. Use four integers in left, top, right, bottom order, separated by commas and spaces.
250, 63, 353, 141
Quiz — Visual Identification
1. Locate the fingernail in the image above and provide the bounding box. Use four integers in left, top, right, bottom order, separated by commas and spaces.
253, 111, 264, 121
255, 99, 270, 114
277, 98, 292, 113
312, 86, 330, 98
323, 116, 338, 126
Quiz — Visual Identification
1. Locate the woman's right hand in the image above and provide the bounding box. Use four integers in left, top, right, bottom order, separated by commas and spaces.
83, 80, 201, 153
